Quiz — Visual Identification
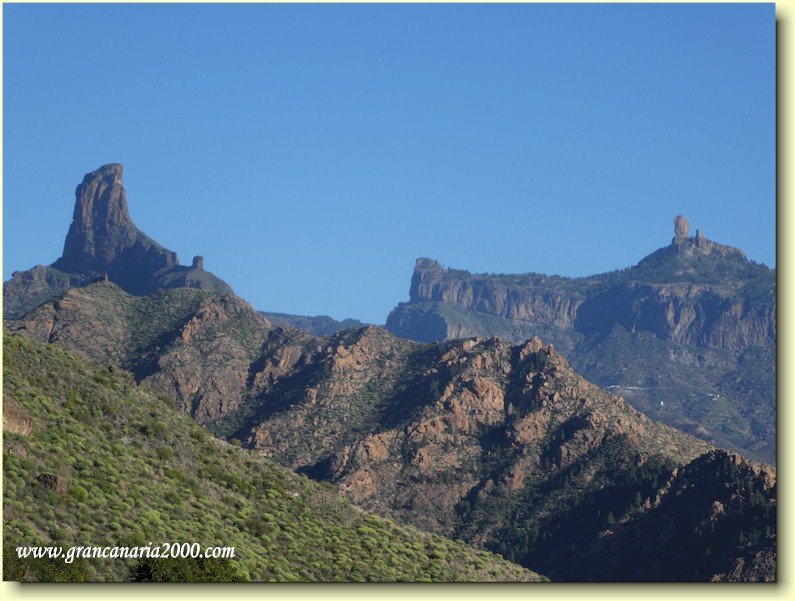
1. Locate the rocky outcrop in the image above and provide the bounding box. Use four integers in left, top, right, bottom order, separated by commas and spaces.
230, 326, 774, 582
574, 282, 775, 350
673, 214, 690, 242
145, 294, 270, 422
3, 394, 36, 436
37, 473, 69, 497
55, 164, 177, 275
400, 215, 773, 351
259, 311, 367, 337
4, 164, 233, 319
3, 266, 93, 323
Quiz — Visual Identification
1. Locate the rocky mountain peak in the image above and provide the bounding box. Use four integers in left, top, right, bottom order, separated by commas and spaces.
415, 257, 443, 270
5, 164, 234, 318
55, 163, 178, 274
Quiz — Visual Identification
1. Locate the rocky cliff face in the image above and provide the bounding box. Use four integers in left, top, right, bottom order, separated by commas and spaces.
574, 282, 776, 350
409, 258, 584, 329
387, 217, 776, 465
403, 223, 774, 351
4, 164, 233, 319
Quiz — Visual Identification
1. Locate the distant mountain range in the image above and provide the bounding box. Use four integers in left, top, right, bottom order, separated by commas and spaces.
3, 164, 776, 581
259, 312, 367, 337
385, 215, 776, 464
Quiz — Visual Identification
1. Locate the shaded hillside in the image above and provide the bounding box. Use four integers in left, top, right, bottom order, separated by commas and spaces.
229, 332, 775, 581
559, 450, 776, 582
3, 332, 545, 582
386, 217, 775, 464
4, 164, 232, 320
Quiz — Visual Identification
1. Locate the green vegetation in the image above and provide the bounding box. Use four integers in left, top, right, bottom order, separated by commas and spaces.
3, 332, 545, 582
612, 244, 774, 287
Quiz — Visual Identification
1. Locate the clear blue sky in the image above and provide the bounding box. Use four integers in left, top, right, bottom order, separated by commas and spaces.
3, 3, 775, 324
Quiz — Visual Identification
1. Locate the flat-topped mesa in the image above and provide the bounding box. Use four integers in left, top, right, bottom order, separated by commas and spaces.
54, 163, 178, 275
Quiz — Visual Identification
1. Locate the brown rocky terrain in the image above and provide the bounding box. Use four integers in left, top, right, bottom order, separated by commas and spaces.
8, 281, 270, 422
6, 281, 775, 580
3, 332, 547, 582
3, 164, 232, 320
259, 311, 366, 336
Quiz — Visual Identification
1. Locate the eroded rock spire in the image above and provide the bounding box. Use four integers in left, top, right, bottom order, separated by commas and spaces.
673, 214, 690, 243
54, 163, 178, 275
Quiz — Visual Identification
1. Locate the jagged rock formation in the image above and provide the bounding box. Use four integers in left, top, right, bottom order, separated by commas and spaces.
386, 217, 776, 464
4, 164, 232, 319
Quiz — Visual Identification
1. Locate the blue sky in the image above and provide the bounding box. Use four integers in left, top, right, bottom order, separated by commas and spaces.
3, 3, 775, 324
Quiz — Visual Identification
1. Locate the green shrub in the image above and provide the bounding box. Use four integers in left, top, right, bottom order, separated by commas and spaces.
156, 446, 175, 461
69, 485, 88, 503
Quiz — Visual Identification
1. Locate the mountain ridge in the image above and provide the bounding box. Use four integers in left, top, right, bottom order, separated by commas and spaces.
3, 165, 777, 581
6, 281, 776, 581
386, 215, 776, 464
